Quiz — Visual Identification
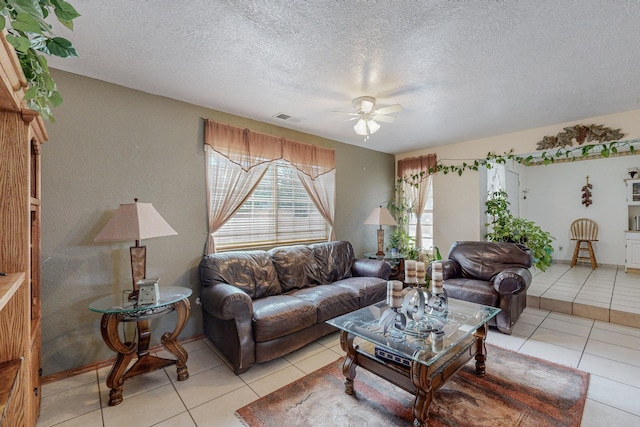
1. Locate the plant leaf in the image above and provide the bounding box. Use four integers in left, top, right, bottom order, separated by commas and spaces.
6, 33, 31, 53
44, 36, 78, 57
12, 12, 43, 33
51, 0, 81, 29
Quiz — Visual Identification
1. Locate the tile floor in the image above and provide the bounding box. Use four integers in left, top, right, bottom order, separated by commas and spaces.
37, 265, 640, 427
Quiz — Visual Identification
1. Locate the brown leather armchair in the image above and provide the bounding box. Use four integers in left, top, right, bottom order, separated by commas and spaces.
427, 241, 532, 335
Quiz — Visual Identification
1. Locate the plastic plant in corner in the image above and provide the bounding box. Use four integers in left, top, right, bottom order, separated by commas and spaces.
0, 0, 80, 122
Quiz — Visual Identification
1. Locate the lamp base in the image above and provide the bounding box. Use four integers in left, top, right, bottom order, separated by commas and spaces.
130, 245, 146, 299
376, 228, 385, 257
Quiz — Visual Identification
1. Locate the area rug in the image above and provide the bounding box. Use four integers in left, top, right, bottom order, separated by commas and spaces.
236, 344, 589, 427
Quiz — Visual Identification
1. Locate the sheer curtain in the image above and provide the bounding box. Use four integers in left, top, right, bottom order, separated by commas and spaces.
283, 139, 336, 240
397, 154, 437, 248
204, 120, 336, 252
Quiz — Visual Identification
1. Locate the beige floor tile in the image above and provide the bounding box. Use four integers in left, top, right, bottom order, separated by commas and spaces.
38, 382, 101, 427
548, 311, 595, 326
519, 339, 582, 368
294, 348, 341, 374
587, 375, 640, 417
249, 364, 305, 397
173, 363, 246, 409
593, 320, 640, 338
159, 345, 224, 377
41, 370, 98, 397
282, 341, 326, 364
581, 399, 640, 427
102, 384, 186, 427
579, 354, 640, 388
238, 356, 292, 384
39, 409, 104, 427
98, 366, 171, 406
529, 327, 588, 352
154, 411, 197, 427
189, 386, 258, 427
485, 331, 526, 352
539, 316, 593, 337
511, 320, 538, 338
589, 327, 640, 351
584, 340, 640, 367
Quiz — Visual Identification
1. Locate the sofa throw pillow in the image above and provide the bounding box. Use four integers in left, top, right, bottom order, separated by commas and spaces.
309, 240, 355, 284
268, 245, 320, 292
199, 250, 281, 299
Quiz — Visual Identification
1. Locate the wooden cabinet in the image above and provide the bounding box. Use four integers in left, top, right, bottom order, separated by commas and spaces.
0, 33, 48, 426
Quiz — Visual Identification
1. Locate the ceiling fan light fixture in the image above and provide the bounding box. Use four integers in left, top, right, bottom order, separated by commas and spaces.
367, 119, 381, 134
354, 118, 368, 136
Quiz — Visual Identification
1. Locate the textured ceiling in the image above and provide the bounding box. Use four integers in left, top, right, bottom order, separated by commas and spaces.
48, 0, 640, 154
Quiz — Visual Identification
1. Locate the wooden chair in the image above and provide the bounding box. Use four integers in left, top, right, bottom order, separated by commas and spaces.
570, 218, 598, 269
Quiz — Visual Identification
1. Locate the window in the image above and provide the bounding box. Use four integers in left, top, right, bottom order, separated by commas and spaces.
213, 160, 329, 249
407, 177, 434, 249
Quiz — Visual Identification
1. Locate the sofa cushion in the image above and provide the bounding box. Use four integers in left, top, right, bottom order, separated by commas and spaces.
199, 250, 281, 299
289, 285, 360, 322
268, 245, 320, 291
252, 295, 317, 342
444, 278, 499, 307
448, 241, 532, 281
309, 240, 355, 284
333, 277, 387, 307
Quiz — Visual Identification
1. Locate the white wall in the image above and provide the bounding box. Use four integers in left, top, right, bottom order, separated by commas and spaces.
397, 109, 640, 262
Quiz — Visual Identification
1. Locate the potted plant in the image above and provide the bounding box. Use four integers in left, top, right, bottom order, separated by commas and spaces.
485, 190, 555, 271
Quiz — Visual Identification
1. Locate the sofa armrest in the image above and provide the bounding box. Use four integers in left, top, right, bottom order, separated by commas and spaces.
352, 259, 391, 280
493, 267, 532, 296
427, 259, 462, 280
200, 283, 254, 320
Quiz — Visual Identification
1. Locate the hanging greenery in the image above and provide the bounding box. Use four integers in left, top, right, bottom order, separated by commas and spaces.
398, 138, 636, 181
0, 0, 80, 121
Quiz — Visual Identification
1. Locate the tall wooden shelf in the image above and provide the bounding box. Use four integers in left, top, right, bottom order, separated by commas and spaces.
0, 30, 48, 427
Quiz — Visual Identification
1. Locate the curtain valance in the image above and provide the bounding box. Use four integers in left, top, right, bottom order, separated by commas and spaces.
397, 154, 438, 182
204, 120, 335, 179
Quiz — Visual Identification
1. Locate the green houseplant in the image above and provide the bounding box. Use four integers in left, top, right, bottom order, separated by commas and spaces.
1, 0, 80, 121
485, 190, 555, 271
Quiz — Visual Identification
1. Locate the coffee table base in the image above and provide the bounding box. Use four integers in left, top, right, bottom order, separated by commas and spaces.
339, 323, 488, 426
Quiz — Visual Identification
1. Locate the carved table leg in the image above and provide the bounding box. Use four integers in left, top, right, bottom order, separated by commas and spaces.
161, 298, 191, 381
474, 323, 488, 376
411, 361, 432, 427
340, 331, 357, 395
101, 313, 137, 406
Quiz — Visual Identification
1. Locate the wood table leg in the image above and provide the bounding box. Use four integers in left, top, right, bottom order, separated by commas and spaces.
101, 313, 136, 406
474, 323, 488, 376
161, 298, 190, 381
340, 331, 357, 395
410, 361, 432, 427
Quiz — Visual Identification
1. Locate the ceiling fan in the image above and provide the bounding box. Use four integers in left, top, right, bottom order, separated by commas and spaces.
342, 96, 402, 141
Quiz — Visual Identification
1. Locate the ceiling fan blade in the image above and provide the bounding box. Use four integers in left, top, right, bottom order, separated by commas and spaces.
374, 104, 402, 115
372, 114, 396, 123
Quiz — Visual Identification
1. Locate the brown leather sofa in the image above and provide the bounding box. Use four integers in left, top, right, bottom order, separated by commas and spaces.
198, 240, 390, 374
427, 241, 532, 335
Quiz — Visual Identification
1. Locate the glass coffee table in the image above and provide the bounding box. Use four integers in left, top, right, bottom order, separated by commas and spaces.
326, 298, 500, 427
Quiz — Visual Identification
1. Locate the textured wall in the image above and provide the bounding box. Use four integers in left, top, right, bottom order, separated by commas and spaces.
40, 70, 394, 376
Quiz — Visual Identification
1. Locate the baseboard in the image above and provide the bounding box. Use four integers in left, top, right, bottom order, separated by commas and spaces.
41, 334, 206, 385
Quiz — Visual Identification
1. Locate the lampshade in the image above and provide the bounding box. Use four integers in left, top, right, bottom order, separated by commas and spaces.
364, 206, 397, 226
95, 201, 177, 242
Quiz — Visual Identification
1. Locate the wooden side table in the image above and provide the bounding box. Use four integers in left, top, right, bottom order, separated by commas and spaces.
364, 252, 405, 281
89, 286, 192, 406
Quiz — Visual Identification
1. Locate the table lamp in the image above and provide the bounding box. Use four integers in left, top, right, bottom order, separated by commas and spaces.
95, 199, 177, 296
364, 205, 397, 256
